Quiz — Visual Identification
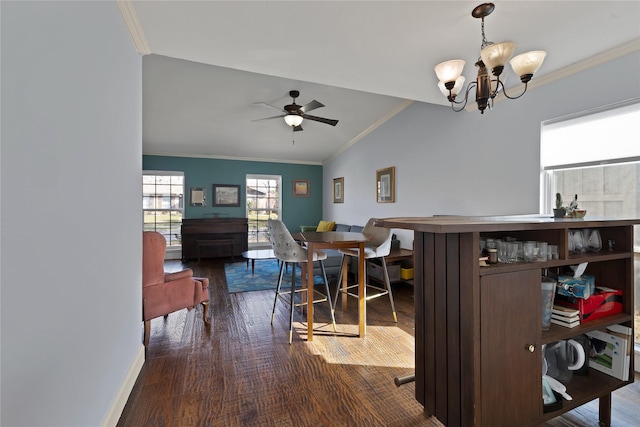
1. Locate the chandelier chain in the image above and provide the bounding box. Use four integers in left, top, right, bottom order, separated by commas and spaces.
480, 17, 492, 50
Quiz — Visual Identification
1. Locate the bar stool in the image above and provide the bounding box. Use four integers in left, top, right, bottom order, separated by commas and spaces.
333, 218, 397, 322
267, 219, 337, 343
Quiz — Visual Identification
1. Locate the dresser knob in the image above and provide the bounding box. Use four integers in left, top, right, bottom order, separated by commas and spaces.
527, 344, 536, 353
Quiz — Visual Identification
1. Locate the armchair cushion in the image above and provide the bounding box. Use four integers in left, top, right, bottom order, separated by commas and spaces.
316, 220, 336, 232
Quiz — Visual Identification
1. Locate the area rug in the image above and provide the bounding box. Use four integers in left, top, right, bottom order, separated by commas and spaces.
224, 259, 324, 293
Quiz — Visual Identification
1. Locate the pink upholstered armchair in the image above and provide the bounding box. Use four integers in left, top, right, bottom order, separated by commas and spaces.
142, 231, 210, 346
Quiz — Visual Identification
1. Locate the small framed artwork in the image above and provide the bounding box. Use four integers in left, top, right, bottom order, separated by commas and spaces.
212, 184, 241, 207
189, 187, 207, 206
293, 179, 310, 197
376, 167, 395, 203
333, 177, 344, 203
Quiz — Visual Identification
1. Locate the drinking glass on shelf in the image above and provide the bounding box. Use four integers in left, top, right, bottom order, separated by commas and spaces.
586, 229, 602, 252
536, 242, 548, 262
524, 241, 536, 262
516, 241, 524, 262
506, 241, 518, 263
497, 240, 507, 263
570, 230, 584, 254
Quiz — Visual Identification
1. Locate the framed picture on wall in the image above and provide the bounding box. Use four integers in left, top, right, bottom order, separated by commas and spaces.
189, 187, 207, 206
376, 167, 395, 203
333, 177, 344, 203
212, 184, 241, 207
293, 179, 310, 197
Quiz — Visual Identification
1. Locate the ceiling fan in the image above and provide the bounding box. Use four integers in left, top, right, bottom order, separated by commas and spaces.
252, 90, 339, 132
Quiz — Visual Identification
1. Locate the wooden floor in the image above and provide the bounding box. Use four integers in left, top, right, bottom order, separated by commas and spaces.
118, 258, 640, 427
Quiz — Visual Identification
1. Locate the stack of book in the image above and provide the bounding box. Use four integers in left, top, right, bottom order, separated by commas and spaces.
550, 305, 580, 328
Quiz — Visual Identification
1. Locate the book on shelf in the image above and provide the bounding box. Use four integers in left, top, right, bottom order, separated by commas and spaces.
551, 313, 580, 322
550, 317, 580, 328
552, 305, 580, 318
585, 325, 632, 381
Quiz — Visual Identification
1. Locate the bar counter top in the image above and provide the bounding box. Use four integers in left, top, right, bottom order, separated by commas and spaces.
376, 214, 640, 234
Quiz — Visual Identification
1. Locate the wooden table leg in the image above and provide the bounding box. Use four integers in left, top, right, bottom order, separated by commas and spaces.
341, 257, 348, 312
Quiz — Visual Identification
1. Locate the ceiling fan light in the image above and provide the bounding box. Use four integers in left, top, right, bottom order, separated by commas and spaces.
434, 60, 466, 86
480, 42, 515, 74
438, 76, 466, 97
284, 114, 303, 127
510, 50, 547, 77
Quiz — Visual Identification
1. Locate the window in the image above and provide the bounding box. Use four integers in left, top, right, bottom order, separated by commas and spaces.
540, 100, 640, 350
143, 171, 184, 247
246, 175, 281, 247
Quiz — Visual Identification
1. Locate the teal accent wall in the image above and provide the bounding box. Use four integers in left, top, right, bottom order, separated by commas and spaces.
143, 155, 323, 231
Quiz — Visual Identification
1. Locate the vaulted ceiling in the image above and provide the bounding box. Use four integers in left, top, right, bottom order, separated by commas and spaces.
119, 1, 640, 164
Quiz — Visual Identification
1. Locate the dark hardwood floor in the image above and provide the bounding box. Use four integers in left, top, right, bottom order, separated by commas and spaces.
118, 258, 639, 426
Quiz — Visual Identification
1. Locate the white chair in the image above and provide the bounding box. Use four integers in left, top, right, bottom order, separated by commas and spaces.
267, 219, 336, 343
333, 218, 397, 322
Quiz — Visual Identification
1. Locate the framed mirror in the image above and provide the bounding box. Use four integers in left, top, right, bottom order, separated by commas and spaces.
190, 187, 207, 206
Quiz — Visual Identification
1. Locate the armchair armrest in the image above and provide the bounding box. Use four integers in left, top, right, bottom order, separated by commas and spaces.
165, 268, 193, 282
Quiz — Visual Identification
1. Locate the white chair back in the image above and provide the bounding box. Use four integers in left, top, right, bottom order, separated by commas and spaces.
267, 219, 326, 263
362, 218, 392, 258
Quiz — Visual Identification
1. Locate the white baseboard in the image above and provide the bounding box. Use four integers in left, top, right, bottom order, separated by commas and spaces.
101, 344, 145, 427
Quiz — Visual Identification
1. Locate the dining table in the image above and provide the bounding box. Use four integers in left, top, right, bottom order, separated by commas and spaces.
293, 231, 371, 341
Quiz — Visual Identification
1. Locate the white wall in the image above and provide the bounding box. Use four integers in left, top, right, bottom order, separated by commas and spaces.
324, 51, 640, 248
1, 2, 143, 426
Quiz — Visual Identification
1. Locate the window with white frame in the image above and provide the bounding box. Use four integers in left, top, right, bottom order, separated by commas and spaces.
540, 99, 640, 349
143, 171, 184, 247
246, 174, 281, 247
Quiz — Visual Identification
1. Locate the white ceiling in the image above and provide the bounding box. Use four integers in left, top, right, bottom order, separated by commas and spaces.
123, 1, 640, 164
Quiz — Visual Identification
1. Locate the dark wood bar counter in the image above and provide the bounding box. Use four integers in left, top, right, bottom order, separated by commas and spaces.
376, 215, 638, 427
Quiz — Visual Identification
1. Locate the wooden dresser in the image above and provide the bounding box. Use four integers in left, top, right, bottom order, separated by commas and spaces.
181, 217, 248, 261
377, 215, 637, 427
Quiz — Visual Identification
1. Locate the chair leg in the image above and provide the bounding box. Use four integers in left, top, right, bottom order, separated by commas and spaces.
143, 320, 150, 347
271, 262, 286, 324
333, 254, 347, 314
380, 257, 398, 322
202, 301, 210, 325
319, 260, 337, 332
289, 262, 297, 344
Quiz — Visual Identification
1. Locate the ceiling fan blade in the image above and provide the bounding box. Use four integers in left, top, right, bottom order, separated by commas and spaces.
302, 114, 339, 126
251, 114, 285, 122
299, 100, 324, 113
253, 102, 285, 112
293, 125, 303, 132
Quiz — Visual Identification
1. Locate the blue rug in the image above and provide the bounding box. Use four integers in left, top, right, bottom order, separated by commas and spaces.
224, 259, 324, 293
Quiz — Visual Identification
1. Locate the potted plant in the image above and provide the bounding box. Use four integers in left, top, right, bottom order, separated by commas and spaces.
553, 193, 566, 218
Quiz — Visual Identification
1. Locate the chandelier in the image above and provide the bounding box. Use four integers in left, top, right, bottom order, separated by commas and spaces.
434, 3, 547, 114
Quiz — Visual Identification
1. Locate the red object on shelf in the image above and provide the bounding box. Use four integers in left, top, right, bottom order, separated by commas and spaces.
555, 287, 623, 322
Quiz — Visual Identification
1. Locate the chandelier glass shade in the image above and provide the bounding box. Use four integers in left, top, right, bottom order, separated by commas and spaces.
283, 114, 303, 127
434, 3, 546, 114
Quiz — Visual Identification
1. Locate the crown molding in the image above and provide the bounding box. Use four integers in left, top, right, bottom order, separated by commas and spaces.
142, 151, 323, 166
116, 0, 151, 55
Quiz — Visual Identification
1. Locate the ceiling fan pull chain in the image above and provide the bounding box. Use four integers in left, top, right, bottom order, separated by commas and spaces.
292, 127, 295, 145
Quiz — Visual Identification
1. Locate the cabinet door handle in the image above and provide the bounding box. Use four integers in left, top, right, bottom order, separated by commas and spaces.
527, 344, 536, 353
